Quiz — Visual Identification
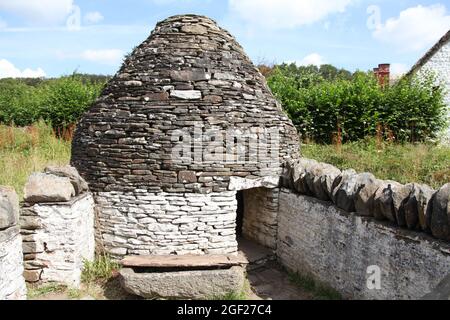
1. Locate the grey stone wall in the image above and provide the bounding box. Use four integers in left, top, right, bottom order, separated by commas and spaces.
277, 189, 450, 300
20, 167, 95, 288
242, 187, 279, 250
282, 158, 450, 243
0, 187, 26, 300
95, 191, 238, 257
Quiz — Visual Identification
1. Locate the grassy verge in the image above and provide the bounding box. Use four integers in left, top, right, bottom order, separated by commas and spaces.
288, 272, 342, 300
0, 121, 70, 199
81, 253, 120, 286
302, 138, 450, 189
211, 279, 251, 300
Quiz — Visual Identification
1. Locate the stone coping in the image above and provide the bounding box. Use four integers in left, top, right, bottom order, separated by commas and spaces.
21, 192, 92, 208
121, 252, 248, 268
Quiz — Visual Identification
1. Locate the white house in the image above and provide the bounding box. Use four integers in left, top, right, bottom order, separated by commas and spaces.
408, 30, 450, 142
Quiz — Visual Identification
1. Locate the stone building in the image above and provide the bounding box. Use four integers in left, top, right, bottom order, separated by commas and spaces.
71, 15, 299, 257
408, 29, 450, 141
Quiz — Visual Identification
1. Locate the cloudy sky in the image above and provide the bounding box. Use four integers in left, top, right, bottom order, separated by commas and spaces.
0, 0, 449, 78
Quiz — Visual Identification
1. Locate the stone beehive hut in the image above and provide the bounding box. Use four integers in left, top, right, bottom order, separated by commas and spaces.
71, 14, 299, 257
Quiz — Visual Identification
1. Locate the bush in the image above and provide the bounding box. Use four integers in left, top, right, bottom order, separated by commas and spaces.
267, 65, 447, 143
0, 75, 106, 130
39, 76, 104, 130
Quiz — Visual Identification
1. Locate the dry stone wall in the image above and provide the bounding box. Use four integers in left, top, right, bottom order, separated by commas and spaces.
0, 187, 26, 300
277, 190, 450, 300
96, 191, 238, 257
277, 158, 450, 299
282, 158, 450, 242
242, 187, 279, 250
20, 166, 95, 288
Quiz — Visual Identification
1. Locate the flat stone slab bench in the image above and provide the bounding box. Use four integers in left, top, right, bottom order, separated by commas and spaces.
119, 254, 248, 300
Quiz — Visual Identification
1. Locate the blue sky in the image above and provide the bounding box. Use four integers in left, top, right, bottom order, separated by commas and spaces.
0, 0, 449, 78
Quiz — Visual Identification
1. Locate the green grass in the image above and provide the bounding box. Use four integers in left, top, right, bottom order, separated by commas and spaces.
81, 254, 120, 285
288, 272, 342, 300
27, 283, 68, 299
302, 138, 450, 189
0, 120, 71, 199
210, 280, 250, 300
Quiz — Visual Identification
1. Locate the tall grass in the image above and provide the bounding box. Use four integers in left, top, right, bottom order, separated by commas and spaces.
302, 138, 450, 188
0, 120, 71, 199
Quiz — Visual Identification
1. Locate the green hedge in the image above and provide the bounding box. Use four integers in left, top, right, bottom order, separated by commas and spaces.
267, 64, 447, 143
0, 75, 106, 130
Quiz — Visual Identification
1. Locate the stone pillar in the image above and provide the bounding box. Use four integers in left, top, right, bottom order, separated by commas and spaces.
20, 166, 95, 288
0, 187, 26, 300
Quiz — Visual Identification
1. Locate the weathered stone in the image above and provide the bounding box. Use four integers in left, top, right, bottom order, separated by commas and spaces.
0, 224, 26, 300
0, 187, 19, 229
121, 253, 247, 268
178, 171, 197, 183
20, 192, 95, 288
331, 169, 359, 212
403, 184, 435, 230
278, 189, 450, 300
394, 183, 416, 227
24, 173, 75, 203
170, 90, 202, 100
23, 270, 41, 283
290, 158, 318, 195
304, 162, 341, 201
181, 24, 208, 34
431, 184, 450, 240
203, 95, 223, 103
373, 181, 405, 223
44, 165, 89, 196
170, 69, 210, 82
354, 174, 383, 217
228, 176, 279, 191
119, 266, 246, 299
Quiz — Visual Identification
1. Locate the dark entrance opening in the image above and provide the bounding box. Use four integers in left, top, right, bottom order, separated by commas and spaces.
236, 190, 244, 236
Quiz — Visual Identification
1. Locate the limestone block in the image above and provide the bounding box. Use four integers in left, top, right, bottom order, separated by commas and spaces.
24, 173, 75, 203
0, 186, 19, 229
431, 184, 450, 240
44, 165, 89, 195
120, 266, 246, 299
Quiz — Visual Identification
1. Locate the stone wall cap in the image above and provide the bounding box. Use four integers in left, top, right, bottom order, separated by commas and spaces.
121, 252, 248, 268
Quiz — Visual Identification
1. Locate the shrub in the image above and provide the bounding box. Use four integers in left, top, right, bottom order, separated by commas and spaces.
268, 65, 447, 143
39, 75, 104, 130
0, 75, 106, 131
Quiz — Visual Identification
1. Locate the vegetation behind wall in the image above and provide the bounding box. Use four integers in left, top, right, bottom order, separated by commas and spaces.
267, 63, 447, 143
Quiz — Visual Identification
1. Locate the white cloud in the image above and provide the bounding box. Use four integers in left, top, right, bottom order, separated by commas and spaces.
80, 49, 124, 65
84, 11, 104, 24
373, 5, 450, 52
0, 18, 6, 29
288, 53, 326, 67
228, 0, 354, 29
0, 59, 46, 78
390, 63, 409, 77
0, 0, 74, 25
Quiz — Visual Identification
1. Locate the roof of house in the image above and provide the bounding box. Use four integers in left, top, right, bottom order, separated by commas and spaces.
407, 29, 450, 76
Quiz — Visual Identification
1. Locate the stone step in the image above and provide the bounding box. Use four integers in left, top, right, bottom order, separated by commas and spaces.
120, 252, 248, 269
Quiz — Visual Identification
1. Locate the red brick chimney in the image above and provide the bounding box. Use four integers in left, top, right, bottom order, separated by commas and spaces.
373, 63, 390, 87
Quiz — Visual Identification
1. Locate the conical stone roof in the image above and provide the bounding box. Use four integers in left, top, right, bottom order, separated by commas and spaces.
71, 14, 299, 194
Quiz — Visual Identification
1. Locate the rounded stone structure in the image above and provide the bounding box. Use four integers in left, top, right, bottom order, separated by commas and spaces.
71, 14, 299, 257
